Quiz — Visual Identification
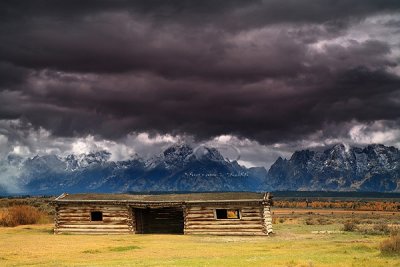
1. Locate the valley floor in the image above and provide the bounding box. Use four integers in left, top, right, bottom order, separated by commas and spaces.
0, 210, 399, 267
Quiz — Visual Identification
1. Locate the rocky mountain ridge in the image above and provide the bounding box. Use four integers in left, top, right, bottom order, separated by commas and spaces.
267, 144, 399, 192
0, 143, 398, 195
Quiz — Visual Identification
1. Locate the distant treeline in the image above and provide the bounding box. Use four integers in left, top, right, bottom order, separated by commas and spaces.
272, 191, 400, 201
272, 191, 400, 211
274, 200, 400, 211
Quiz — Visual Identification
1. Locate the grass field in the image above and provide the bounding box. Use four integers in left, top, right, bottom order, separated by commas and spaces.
0, 209, 399, 267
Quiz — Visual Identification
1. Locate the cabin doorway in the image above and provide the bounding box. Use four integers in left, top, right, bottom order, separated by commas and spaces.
134, 207, 184, 234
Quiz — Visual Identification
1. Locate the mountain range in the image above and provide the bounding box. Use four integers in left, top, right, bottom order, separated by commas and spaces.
0, 143, 398, 195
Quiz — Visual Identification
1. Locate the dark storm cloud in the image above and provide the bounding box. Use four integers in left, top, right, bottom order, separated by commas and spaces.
0, 0, 399, 145
0, 62, 28, 88
1, 0, 399, 25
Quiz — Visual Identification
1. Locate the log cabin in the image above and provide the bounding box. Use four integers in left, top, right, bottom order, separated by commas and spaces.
53, 192, 273, 235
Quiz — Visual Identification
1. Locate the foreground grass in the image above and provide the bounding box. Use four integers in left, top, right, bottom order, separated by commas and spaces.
0, 223, 398, 267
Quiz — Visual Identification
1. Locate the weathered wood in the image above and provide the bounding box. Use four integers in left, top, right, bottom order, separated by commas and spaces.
187, 224, 264, 230
54, 194, 272, 235
60, 224, 129, 230
262, 204, 273, 234
57, 220, 128, 225
55, 203, 132, 234
55, 232, 133, 235
57, 213, 129, 218
184, 230, 266, 235
55, 230, 133, 235
186, 216, 263, 221
187, 206, 260, 211
56, 227, 131, 232
241, 212, 262, 216
186, 220, 263, 226
59, 207, 128, 212
186, 214, 215, 218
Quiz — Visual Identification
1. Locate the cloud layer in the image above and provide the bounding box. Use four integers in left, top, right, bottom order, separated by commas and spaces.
0, 1, 399, 164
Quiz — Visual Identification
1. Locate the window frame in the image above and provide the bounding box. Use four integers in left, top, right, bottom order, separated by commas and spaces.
214, 208, 241, 220
90, 211, 103, 222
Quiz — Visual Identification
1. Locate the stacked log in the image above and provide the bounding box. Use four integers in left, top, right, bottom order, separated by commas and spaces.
184, 204, 268, 236
263, 204, 273, 234
54, 204, 132, 234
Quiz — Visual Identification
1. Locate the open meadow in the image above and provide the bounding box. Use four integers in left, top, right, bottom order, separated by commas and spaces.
0, 206, 399, 267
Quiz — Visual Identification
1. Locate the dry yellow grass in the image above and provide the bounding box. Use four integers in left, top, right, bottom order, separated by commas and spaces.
0, 222, 399, 267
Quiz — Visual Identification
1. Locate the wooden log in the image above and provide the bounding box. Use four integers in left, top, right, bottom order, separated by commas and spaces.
241, 212, 262, 216
58, 218, 127, 222
58, 212, 129, 216
57, 232, 132, 235
184, 230, 266, 236
58, 225, 129, 229
185, 210, 215, 215
186, 224, 264, 230
185, 228, 264, 233
186, 214, 215, 219
187, 206, 259, 211
55, 228, 131, 232
57, 214, 90, 218
58, 207, 128, 212
58, 207, 128, 211
187, 216, 262, 222
186, 220, 263, 226
240, 208, 262, 213
58, 222, 128, 226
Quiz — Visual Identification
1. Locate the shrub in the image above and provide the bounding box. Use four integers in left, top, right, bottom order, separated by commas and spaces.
380, 234, 400, 255
390, 226, 400, 236
304, 217, 332, 225
373, 223, 391, 235
316, 217, 332, 225
0, 205, 43, 227
343, 221, 357, 232
305, 217, 315, 225
358, 223, 391, 235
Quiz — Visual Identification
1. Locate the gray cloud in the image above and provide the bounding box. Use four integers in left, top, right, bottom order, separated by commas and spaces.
0, 1, 399, 157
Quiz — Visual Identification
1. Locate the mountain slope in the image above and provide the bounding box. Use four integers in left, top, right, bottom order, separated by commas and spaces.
15, 144, 261, 194
266, 144, 400, 192
0, 143, 398, 195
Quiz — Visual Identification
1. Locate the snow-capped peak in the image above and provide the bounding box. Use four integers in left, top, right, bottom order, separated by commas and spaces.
64, 150, 111, 170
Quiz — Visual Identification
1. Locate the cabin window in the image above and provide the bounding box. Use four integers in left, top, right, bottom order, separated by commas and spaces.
91, 211, 103, 221
215, 209, 240, 219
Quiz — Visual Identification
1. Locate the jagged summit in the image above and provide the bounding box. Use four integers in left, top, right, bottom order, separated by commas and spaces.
0, 143, 398, 195
65, 150, 111, 170
267, 143, 400, 192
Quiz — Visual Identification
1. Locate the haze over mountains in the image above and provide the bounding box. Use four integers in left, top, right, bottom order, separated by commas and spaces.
0, 143, 398, 195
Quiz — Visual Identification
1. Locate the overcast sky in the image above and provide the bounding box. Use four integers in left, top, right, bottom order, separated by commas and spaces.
0, 0, 399, 168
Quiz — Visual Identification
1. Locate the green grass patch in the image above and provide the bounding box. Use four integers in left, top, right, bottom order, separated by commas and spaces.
109, 245, 141, 252
351, 244, 375, 253
82, 249, 102, 254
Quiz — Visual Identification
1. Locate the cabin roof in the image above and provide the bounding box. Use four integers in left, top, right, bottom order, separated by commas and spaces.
55, 192, 268, 203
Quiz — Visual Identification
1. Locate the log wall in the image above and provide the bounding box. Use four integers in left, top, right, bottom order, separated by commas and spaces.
184, 203, 271, 236
54, 203, 134, 234
54, 201, 273, 236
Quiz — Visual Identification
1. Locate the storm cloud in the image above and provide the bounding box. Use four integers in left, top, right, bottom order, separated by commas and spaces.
0, 0, 399, 162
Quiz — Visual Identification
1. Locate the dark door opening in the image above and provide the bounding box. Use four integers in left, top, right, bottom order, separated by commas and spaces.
135, 207, 184, 234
